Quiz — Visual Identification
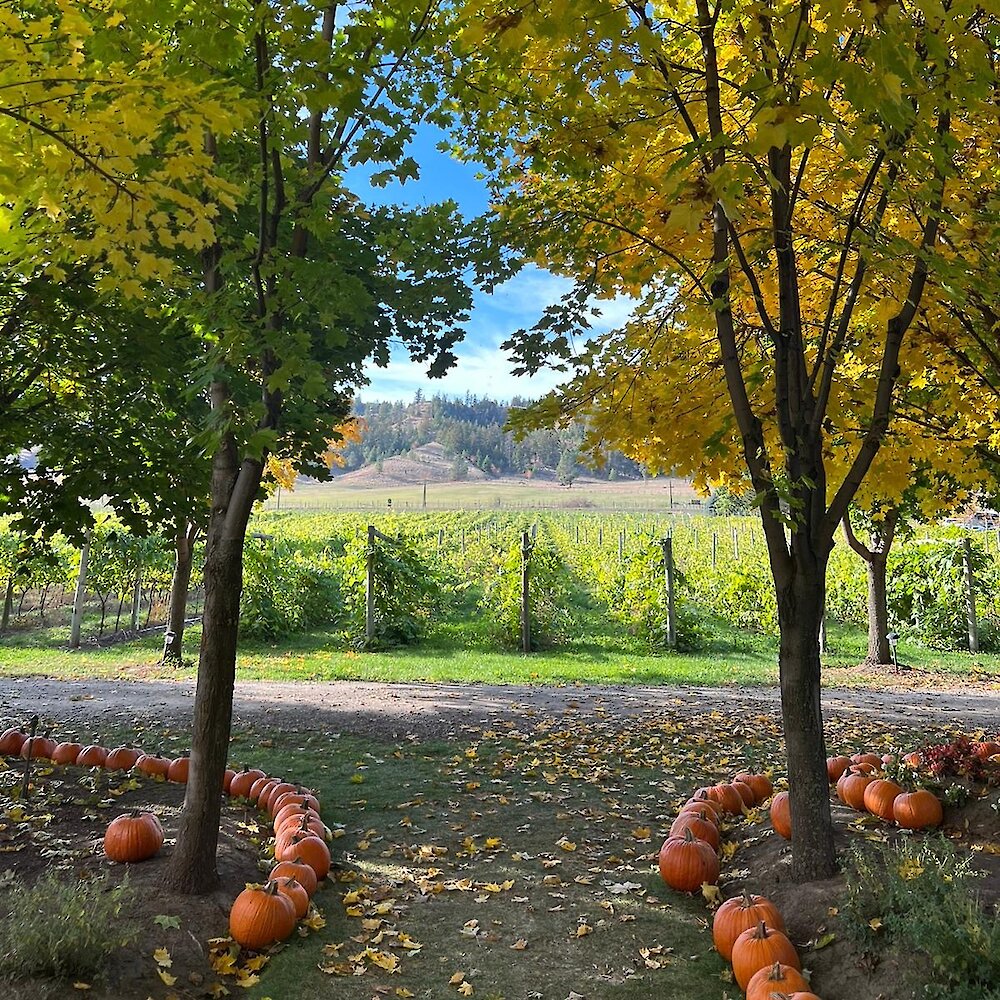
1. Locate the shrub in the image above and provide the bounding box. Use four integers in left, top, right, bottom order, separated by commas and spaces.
0, 872, 136, 983
839, 838, 1000, 997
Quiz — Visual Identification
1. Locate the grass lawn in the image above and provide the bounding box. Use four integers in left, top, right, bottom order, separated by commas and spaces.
2, 594, 999, 691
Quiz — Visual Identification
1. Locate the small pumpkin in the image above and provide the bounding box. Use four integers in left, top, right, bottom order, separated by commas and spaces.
223, 768, 236, 792
270, 790, 321, 816
270, 858, 318, 897
167, 756, 190, 783
668, 812, 720, 852
76, 745, 109, 767
249, 777, 279, 804
734, 772, 773, 804
0, 728, 27, 756
745, 961, 810, 1000
262, 781, 297, 814
731, 921, 800, 990
657, 828, 720, 892
974, 740, 1000, 760
902, 750, 923, 769
851, 752, 882, 770
229, 881, 296, 950
229, 766, 268, 799
838, 771, 875, 810
682, 793, 725, 821
275, 832, 331, 881
863, 778, 903, 822
104, 810, 164, 863
135, 753, 171, 779
273, 802, 322, 831
51, 741, 84, 765
706, 783, 744, 815
893, 788, 943, 830
274, 876, 310, 918
826, 755, 851, 782
275, 815, 328, 855
769, 791, 792, 840
712, 890, 785, 961
105, 745, 141, 771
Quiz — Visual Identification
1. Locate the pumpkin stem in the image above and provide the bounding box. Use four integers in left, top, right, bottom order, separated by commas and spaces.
741, 888, 755, 908
682, 828, 696, 843
263, 880, 280, 895
767, 960, 783, 979
754, 919, 769, 939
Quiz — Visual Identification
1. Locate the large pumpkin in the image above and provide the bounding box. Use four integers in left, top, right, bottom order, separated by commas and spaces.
705, 783, 744, 816
275, 815, 328, 855
76, 745, 109, 767
745, 961, 811, 1000
270, 790, 321, 817
657, 829, 719, 892
712, 890, 785, 961
863, 778, 903, 822
893, 789, 943, 829
167, 756, 190, 783
731, 921, 800, 990
851, 752, 883, 770
826, 755, 851, 782
104, 810, 164, 863
769, 791, 792, 840
274, 876, 310, 918
838, 771, 875, 810
229, 881, 296, 950
135, 753, 171, 779
21, 736, 56, 760
682, 793, 725, 822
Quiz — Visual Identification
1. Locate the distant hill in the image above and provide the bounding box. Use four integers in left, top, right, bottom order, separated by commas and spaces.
334, 395, 645, 482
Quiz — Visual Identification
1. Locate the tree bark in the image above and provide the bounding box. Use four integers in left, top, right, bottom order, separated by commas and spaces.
162, 420, 262, 893
0, 576, 13, 636
162, 522, 199, 663
842, 508, 897, 666
775, 544, 836, 882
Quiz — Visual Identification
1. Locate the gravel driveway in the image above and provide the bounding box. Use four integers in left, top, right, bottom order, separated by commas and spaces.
3, 676, 998, 739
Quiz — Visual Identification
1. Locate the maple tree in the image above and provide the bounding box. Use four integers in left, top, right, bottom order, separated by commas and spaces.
447, 0, 1000, 878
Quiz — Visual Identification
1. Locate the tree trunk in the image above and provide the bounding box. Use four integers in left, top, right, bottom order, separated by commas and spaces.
0, 576, 13, 636
865, 555, 890, 665
162, 522, 199, 663
775, 551, 836, 882
162, 419, 261, 894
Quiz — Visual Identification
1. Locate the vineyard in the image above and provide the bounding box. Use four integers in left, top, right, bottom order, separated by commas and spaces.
2, 510, 998, 661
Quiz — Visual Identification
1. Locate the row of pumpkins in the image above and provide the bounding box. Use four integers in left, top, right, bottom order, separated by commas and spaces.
656, 772, 820, 999
0, 727, 330, 952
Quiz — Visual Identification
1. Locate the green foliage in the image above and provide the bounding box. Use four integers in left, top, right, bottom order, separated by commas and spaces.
240, 539, 342, 642
343, 529, 441, 649
0, 872, 136, 983
478, 532, 572, 649
888, 538, 999, 651
840, 838, 1000, 998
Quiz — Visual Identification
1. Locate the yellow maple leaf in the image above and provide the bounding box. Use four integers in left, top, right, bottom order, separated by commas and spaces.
458, 983, 474, 996
157, 969, 177, 986
152, 947, 172, 968
449, 971, 465, 985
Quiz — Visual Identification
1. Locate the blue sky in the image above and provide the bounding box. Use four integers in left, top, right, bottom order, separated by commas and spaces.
347, 127, 633, 403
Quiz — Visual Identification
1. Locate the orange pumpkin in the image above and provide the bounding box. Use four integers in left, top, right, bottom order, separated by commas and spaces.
274, 876, 310, 918
167, 756, 190, 783
51, 741, 84, 765
730, 780, 756, 808
746, 961, 811, 1000
275, 816, 328, 855
249, 777, 278, 803
974, 740, 1000, 760
734, 772, 773, 804
223, 768, 236, 792
262, 782, 297, 814
273, 802, 322, 831
276, 833, 331, 881
731, 921, 800, 990
0, 728, 27, 755
902, 751, 923, 768
838, 771, 875, 810
105, 745, 141, 771
682, 793, 725, 821
270, 791, 321, 817
769, 791, 792, 840
270, 858, 318, 897
826, 755, 851, 782
706, 783, 744, 815
229, 766, 268, 799
76, 745, 109, 767
229, 881, 296, 950
893, 789, 943, 830
863, 778, 903, 822
851, 752, 882, 770
657, 829, 720, 892
712, 890, 785, 961
668, 812, 720, 852
20, 736, 56, 760
135, 753, 171, 779
104, 810, 164, 863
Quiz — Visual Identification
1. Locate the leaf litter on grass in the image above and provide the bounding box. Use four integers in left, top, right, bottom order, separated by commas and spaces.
244, 700, 956, 1000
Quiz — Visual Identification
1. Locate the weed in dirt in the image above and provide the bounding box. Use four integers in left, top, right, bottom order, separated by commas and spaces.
0, 871, 136, 984
839, 837, 1000, 998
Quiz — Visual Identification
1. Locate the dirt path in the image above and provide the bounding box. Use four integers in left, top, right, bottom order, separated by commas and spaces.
3, 675, 998, 738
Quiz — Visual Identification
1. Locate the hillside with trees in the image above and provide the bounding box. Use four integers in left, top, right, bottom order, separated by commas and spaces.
343, 395, 645, 481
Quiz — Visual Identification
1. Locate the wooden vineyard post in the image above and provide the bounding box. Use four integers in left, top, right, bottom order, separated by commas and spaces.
732, 527, 739, 562
662, 536, 676, 650
365, 525, 376, 646
0, 575, 13, 637
963, 538, 979, 653
520, 530, 531, 654
618, 531, 624, 562
130, 575, 142, 633
69, 529, 92, 649
712, 533, 718, 567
